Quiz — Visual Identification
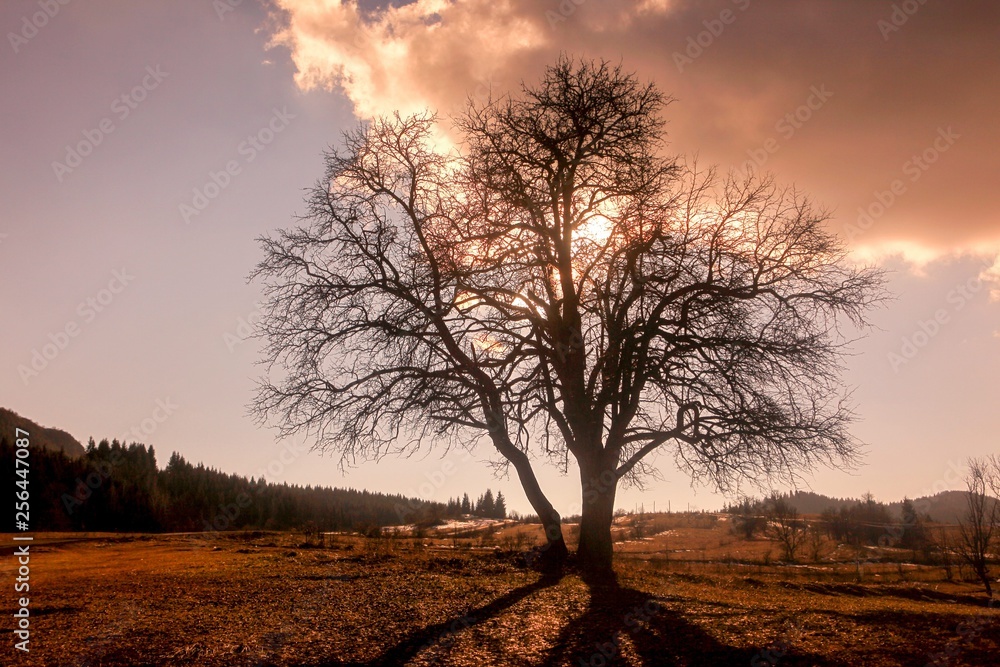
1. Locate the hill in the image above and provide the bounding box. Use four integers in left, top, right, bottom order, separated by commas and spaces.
745, 489, 994, 524
0, 406, 85, 457
890, 490, 994, 524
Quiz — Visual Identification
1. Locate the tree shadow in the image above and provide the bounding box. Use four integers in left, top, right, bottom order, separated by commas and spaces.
540, 571, 839, 667
294, 568, 842, 667
298, 572, 565, 667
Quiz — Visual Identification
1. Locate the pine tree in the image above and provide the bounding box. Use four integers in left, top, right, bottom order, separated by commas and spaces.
479, 489, 495, 518
461, 493, 471, 514
900, 497, 927, 550
494, 491, 507, 519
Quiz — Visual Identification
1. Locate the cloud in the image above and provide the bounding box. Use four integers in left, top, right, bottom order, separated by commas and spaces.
268, 0, 539, 118
267, 0, 1000, 261
982, 253, 1000, 301
268, 0, 685, 118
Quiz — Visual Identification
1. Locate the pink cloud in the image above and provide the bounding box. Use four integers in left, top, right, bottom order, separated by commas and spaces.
268, 0, 1000, 265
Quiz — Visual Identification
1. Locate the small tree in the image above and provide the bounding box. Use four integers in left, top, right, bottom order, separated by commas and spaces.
935, 527, 956, 582
820, 507, 845, 541
899, 497, 928, 552
730, 496, 766, 540
461, 493, 471, 515
767, 494, 806, 562
806, 524, 827, 562
957, 457, 999, 598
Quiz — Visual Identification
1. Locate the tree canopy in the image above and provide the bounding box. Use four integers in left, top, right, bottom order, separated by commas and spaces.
253, 57, 885, 572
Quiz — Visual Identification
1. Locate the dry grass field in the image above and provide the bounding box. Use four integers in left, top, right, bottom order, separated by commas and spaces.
2, 515, 997, 666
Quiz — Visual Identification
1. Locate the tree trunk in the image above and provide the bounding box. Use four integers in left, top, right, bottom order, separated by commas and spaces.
536, 511, 569, 571
975, 562, 993, 599
506, 447, 568, 570
577, 460, 618, 577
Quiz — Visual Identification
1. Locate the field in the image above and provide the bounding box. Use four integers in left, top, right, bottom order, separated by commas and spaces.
2, 514, 998, 666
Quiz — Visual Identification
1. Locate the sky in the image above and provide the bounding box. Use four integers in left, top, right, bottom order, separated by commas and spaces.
2, 0, 998, 517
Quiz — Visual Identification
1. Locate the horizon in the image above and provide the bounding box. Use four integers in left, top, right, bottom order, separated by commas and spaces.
3, 0, 999, 518
0, 403, 982, 517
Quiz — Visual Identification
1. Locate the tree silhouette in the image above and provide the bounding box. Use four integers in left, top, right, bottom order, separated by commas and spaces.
957, 457, 1000, 598
766, 493, 806, 562
476, 489, 496, 518
899, 497, 928, 551
252, 57, 884, 574
494, 491, 507, 520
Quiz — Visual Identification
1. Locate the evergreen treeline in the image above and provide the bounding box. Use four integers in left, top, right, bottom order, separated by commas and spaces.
722, 488, 978, 524
725, 492, 930, 548
444, 489, 507, 520
2, 436, 508, 533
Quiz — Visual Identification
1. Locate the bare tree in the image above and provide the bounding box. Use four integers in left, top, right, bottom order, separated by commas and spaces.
252, 57, 884, 575
957, 457, 1000, 598
766, 494, 806, 562
807, 523, 827, 563
730, 496, 767, 540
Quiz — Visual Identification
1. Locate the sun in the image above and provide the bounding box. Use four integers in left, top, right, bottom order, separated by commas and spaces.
579, 213, 614, 245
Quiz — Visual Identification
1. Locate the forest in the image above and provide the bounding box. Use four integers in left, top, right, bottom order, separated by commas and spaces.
2, 435, 505, 533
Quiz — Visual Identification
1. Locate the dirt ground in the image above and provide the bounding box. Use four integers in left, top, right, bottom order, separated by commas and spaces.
1, 529, 997, 667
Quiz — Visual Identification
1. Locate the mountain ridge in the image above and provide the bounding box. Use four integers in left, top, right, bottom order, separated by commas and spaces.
0, 407, 86, 458
746, 489, 989, 524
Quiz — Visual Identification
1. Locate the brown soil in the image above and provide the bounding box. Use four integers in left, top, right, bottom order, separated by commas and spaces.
1, 530, 997, 666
